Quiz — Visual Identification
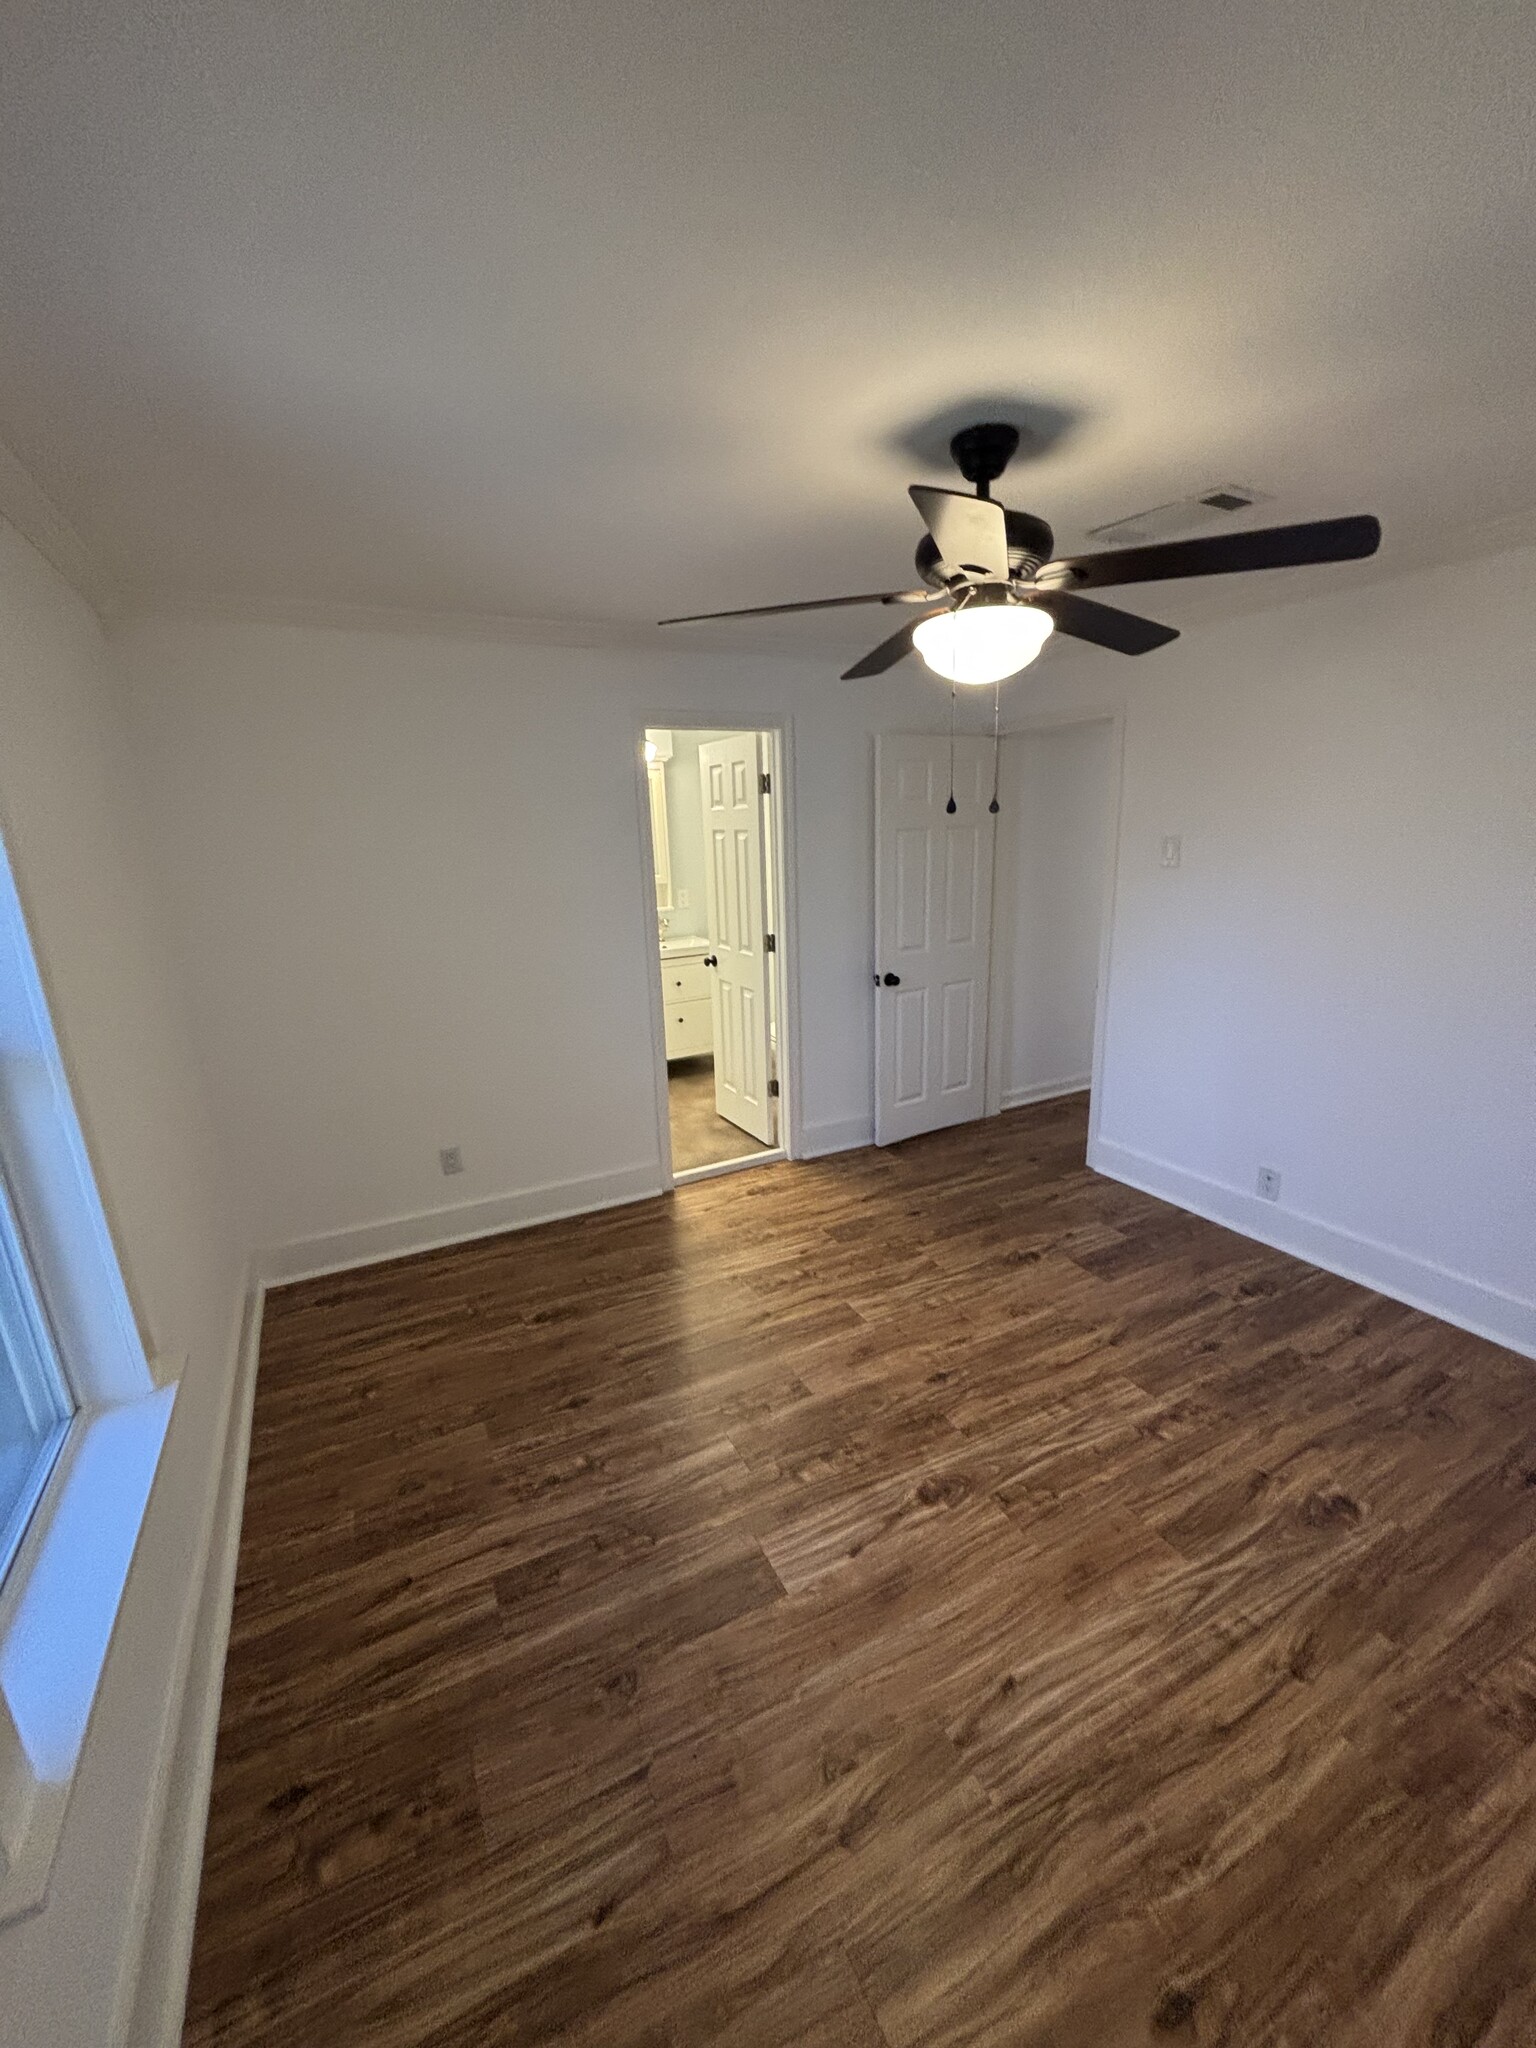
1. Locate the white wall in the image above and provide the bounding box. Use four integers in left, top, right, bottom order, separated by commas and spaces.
111, 621, 1118, 1273
0, 520, 249, 2044
993, 720, 1115, 1107
1093, 545, 1536, 1353
111, 545, 1536, 1358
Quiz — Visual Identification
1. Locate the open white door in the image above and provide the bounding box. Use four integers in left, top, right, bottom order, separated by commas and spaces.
874, 734, 997, 1145
699, 733, 776, 1146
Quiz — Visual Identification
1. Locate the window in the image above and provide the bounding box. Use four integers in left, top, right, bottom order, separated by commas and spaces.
0, 828, 172, 1924
0, 1181, 74, 1579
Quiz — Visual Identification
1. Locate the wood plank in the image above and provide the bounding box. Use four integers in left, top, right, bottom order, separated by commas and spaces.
183, 1095, 1536, 2046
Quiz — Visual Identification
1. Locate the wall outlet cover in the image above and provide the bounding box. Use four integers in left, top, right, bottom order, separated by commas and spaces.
1256, 1166, 1281, 1202
439, 1146, 464, 1176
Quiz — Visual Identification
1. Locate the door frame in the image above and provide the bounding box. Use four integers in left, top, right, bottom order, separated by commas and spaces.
633, 716, 802, 1188
981, 706, 1127, 1160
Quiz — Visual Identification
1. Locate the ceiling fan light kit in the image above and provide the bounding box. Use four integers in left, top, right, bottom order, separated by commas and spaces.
911, 594, 1055, 684
659, 421, 1381, 688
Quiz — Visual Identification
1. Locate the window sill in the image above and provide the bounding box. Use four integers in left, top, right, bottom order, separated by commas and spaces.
0, 1382, 175, 1927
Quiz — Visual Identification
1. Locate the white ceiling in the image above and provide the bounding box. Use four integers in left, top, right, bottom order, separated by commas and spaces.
2, 0, 1534, 656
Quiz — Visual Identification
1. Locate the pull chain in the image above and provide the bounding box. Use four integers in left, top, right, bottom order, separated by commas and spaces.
946, 684, 958, 814
989, 677, 1002, 814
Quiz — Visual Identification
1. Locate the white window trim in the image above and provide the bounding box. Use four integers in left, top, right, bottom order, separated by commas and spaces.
0, 1174, 72, 1585
0, 832, 173, 1926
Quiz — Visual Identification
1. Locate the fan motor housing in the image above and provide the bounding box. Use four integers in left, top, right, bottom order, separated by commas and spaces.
916, 508, 1055, 589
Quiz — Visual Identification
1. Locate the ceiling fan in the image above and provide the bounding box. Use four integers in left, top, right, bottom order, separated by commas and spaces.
659, 423, 1381, 685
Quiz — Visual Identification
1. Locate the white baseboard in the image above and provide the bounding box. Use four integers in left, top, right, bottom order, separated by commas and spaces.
257, 1162, 665, 1286
1089, 1136, 1536, 1362
122, 1277, 264, 2048
798, 1115, 874, 1159
1001, 1076, 1090, 1111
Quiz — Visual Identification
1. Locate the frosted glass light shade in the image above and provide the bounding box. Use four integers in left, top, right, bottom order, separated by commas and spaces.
912, 604, 1054, 684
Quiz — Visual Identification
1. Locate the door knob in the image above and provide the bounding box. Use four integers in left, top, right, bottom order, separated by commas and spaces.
882, 972, 901, 986
705, 954, 718, 967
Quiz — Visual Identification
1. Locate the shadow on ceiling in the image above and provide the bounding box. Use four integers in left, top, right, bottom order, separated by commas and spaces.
891, 395, 1084, 474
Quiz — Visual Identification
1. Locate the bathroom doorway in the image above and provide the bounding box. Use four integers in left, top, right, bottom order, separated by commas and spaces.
639, 725, 792, 1182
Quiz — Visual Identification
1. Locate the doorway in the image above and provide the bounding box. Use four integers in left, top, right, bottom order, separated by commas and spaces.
641, 726, 790, 1182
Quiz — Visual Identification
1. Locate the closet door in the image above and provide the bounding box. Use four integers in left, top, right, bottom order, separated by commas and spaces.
698, 734, 775, 1146
874, 735, 996, 1145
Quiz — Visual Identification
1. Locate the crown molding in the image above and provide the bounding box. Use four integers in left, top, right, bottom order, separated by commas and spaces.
0, 438, 121, 624
109, 586, 856, 665
44, 502, 1536, 660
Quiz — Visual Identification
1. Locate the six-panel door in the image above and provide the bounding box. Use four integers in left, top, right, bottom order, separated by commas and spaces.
874, 734, 997, 1145
698, 733, 776, 1147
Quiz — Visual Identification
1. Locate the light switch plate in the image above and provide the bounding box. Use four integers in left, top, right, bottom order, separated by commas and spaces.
1160, 835, 1182, 868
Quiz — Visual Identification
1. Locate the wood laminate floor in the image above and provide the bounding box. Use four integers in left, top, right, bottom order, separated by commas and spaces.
184, 1096, 1536, 2047
668, 1055, 772, 1172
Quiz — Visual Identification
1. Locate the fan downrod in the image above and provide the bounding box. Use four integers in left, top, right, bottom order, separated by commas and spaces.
950, 422, 1021, 499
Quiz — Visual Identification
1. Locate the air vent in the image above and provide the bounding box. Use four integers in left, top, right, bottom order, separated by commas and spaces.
1087, 484, 1269, 548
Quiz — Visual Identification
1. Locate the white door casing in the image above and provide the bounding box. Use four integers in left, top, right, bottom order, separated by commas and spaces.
699, 733, 776, 1146
874, 734, 998, 1145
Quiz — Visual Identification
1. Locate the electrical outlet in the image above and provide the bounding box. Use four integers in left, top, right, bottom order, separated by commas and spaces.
1256, 1166, 1281, 1202
1160, 835, 1182, 869
439, 1146, 464, 1176
676, 887, 690, 909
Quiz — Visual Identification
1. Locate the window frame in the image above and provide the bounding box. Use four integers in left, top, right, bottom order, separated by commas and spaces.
0, 1158, 77, 1579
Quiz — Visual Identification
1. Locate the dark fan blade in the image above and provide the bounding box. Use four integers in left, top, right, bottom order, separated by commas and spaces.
840, 615, 935, 681
909, 485, 1011, 581
1028, 589, 1179, 656
1049, 514, 1381, 591
658, 590, 913, 626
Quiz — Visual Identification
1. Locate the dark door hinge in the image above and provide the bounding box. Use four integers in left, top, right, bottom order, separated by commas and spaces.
763, 932, 776, 953
769, 1078, 780, 1097
760, 771, 771, 795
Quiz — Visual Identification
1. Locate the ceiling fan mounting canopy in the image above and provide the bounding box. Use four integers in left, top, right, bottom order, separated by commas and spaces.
658, 418, 1382, 685
948, 420, 1023, 495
